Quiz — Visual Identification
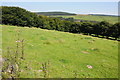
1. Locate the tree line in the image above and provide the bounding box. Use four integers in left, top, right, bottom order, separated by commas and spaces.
2, 6, 120, 40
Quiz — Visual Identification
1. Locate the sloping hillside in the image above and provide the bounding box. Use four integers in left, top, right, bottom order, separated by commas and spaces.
2, 25, 118, 78
35, 11, 76, 16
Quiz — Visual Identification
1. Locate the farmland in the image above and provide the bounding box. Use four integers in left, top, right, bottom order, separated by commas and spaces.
1, 25, 118, 78
50, 15, 118, 24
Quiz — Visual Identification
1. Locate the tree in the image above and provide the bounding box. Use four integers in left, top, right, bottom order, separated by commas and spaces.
99, 21, 111, 38
111, 23, 120, 39
81, 22, 93, 35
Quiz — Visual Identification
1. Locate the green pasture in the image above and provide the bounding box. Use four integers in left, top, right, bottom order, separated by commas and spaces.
50, 15, 118, 24
1, 25, 118, 78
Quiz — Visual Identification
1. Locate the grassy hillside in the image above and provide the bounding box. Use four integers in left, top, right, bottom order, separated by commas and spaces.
2, 25, 118, 78
35, 12, 76, 16
50, 15, 118, 24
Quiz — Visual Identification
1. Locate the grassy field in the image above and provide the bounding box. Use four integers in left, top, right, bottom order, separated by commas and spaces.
50, 15, 118, 24
1, 25, 118, 78
0, 26, 2, 79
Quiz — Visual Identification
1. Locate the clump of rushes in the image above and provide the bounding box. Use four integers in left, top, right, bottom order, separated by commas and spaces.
21, 39, 24, 60
2, 29, 25, 78
40, 61, 50, 78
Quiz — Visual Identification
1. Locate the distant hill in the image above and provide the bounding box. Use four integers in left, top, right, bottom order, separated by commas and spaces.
35, 11, 76, 16
89, 14, 118, 17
